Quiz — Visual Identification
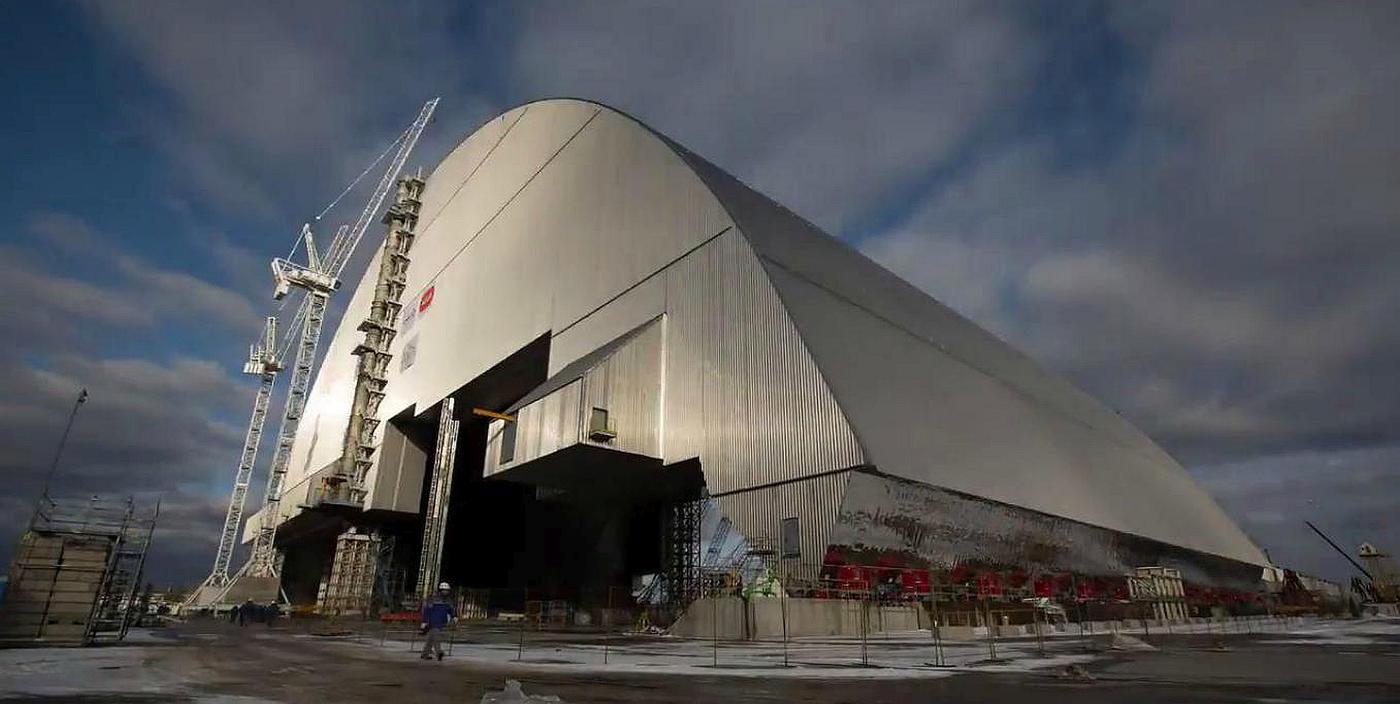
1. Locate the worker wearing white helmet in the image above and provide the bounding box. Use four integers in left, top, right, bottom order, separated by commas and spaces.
419, 582, 456, 661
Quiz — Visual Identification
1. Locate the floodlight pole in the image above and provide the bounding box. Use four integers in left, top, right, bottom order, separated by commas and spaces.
41, 388, 88, 497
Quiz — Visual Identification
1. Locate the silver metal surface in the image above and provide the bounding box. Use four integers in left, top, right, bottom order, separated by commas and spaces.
266, 98, 1266, 575
712, 469, 853, 581
661, 230, 864, 494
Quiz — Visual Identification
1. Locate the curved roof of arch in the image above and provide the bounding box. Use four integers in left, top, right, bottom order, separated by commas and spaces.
292, 98, 1267, 567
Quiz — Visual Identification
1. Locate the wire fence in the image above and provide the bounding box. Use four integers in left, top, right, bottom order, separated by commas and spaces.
270, 576, 1322, 671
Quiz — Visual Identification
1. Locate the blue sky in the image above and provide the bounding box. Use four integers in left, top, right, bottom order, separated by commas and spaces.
1, 0, 1396, 588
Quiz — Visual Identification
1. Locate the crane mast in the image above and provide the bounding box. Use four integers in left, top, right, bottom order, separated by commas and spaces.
182, 318, 280, 608
206, 98, 438, 597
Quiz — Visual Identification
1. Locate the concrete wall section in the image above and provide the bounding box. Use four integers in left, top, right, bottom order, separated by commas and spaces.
669, 596, 923, 640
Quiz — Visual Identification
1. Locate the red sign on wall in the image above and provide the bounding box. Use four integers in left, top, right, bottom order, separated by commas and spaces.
418, 285, 435, 313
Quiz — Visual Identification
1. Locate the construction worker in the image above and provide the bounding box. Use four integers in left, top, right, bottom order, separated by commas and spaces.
420, 582, 456, 661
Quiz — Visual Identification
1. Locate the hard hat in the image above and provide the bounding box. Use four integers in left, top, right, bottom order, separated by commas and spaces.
438, 582, 450, 591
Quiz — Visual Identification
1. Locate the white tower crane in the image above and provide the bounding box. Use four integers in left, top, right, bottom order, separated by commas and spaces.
211, 98, 438, 600
182, 317, 280, 609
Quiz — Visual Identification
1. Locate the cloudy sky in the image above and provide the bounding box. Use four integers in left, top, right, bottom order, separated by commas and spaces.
1, 1, 1396, 588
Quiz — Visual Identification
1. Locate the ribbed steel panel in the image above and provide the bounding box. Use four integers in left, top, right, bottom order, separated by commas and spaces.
713, 470, 853, 580
513, 378, 581, 468
663, 230, 864, 494
548, 277, 665, 377
486, 319, 666, 473
679, 148, 1266, 568
280, 101, 732, 515
580, 318, 663, 458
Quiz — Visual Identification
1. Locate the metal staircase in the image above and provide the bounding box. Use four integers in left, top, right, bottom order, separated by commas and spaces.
87, 499, 159, 643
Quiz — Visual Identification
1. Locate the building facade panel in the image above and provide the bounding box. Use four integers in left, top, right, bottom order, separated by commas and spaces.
763, 263, 1265, 566
261, 98, 1266, 594
661, 230, 865, 495
276, 102, 733, 524
579, 317, 664, 458
713, 470, 853, 580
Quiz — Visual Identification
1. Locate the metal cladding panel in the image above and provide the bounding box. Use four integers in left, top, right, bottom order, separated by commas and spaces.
513, 379, 582, 469
713, 470, 852, 579
580, 318, 663, 458
369, 421, 427, 513
762, 262, 1267, 567
485, 318, 664, 472
662, 230, 865, 494
390, 102, 604, 417
484, 418, 505, 476
673, 148, 1161, 460
831, 471, 1264, 590
385, 102, 731, 417
279, 100, 733, 527
670, 144, 1265, 568
548, 276, 665, 377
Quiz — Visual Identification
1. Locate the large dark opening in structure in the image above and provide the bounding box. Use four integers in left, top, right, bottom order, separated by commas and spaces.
403, 331, 706, 605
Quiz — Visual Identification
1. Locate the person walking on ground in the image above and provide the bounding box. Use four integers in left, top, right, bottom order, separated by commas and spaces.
420, 582, 456, 661
227, 604, 239, 624
239, 598, 254, 627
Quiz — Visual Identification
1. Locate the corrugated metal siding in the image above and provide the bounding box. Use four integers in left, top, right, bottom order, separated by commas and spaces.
713, 470, 852, 580
547, 277, 665, 377
280, 100, 865, 558
580, 319, 663, 457
663, 230, 864, 494
282, 101, 732, 523
485, 318, 665, 475
513, 379, 582, 469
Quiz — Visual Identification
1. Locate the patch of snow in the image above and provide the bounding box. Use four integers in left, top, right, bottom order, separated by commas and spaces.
1107, 633, 1156, 651
480, 679, 566, 703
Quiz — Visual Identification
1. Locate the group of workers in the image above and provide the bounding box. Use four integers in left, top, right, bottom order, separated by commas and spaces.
227, 598, 280, 626
218, 584, 455, 663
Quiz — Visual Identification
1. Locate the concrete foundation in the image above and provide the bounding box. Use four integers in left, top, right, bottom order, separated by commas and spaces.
669, 597, 924, 640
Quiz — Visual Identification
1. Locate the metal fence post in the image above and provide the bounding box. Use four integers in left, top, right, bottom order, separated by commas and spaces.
984, 599, 997, 661
711, 590, 719, 668
929, 594, 947, 667
1034, 604, 1045, 658
604, 586, 612, 665
860, 592, 870, 667
780, 574, 790, 668
517, 588, 527, 662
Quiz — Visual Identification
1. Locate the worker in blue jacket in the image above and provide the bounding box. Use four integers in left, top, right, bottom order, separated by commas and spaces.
420, 582, 456, 661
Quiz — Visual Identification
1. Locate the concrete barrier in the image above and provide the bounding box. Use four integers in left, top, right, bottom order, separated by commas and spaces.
669, 597, 926, 640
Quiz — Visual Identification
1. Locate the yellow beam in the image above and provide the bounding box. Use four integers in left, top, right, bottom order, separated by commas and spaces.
471, 407, 516, 423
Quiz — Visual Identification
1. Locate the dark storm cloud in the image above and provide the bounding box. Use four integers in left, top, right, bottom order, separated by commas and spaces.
0, 214, 261, 582
1191, 445, 1400, 584
864, 2, 1400, 471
